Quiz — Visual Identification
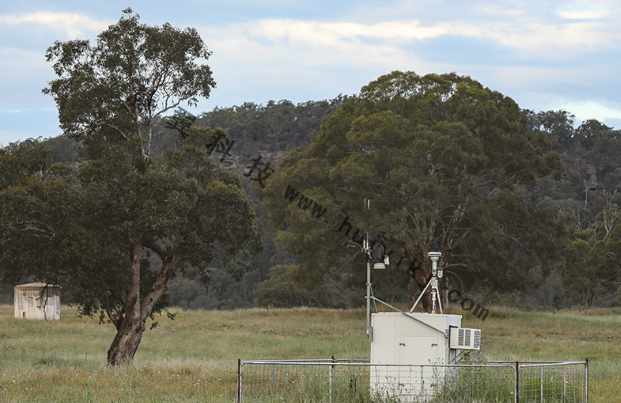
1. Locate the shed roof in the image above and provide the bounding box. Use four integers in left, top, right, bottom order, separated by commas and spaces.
15, 283, 61, 289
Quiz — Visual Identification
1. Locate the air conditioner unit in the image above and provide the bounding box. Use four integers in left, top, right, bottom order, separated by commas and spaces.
450, 328, 481, 350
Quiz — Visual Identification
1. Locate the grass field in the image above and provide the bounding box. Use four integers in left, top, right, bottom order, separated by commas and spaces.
0, 304, 620, 402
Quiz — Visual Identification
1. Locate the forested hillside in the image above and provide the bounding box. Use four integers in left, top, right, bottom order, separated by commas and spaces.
0, 98, 347, 310
2, 98, 620, 312
525, 110, 621, 309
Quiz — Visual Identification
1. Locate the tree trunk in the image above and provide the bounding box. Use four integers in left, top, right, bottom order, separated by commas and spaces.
107, 231, 145, 366
104, 237, 177, 365
586, 288, 594, 309
107, 314, 146, 365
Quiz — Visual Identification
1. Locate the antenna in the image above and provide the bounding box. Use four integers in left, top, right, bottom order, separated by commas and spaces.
364, 198, 372, 341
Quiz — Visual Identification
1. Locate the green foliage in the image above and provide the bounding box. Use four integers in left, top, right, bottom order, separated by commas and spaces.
0, 284, 12, 304
196, 98, 348, 151
258, 71, 566, 308
2, 93, 346, 311
0, 140, 52, 189
257, 265, 355, 308
562, 203, 621, 309
520, 110, 621, 308
41, 135, 80, 165
166, 267, 259, 310
11, 54, 621, 312
42, 7, 215, 162
0, 145, 86, 287
0, 138, 263, 314
257, 265, 307, 307
1, 9, 262, 364
150, 97, 348, 159
527, 110, 621, 226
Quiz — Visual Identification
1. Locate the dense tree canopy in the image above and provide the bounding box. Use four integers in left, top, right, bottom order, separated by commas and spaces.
258, 71, 566, 310
5, 100, 621, 311
527, 111, 621, 223
561, 202, 621, 310
0, 9, 262, 365
524, 111, 621, 308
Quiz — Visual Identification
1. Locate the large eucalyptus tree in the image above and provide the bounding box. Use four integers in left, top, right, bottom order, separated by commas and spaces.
0, 9, 262, 365
257, 71, 565, 310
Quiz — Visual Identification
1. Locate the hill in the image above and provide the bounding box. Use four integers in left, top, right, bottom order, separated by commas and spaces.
2, 101, 621, 312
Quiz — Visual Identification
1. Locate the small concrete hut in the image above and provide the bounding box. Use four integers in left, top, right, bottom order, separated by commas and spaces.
14, 283, 61, 320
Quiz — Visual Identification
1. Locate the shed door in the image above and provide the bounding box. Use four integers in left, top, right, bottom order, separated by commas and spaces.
400, 335, 437, 365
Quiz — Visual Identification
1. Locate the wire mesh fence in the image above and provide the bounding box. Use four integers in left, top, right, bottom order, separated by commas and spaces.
515, 361, 588, 403
237, 359, 588, 403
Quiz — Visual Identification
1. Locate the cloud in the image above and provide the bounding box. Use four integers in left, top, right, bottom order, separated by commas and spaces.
0, 12, 110, 38
256, 20, 454, 43
2, 0, 620, 143
205, 15, 617, 65
558, 10, 608, 19
556, 100, 621, 123
193, 6, 621, 121
195, 13, 620, 91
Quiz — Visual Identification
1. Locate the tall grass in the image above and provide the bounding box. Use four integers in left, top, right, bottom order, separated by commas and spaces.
0, 304, 619, 402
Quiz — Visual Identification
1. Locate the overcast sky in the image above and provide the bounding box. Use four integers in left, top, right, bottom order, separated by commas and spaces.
1, 0, 620, 145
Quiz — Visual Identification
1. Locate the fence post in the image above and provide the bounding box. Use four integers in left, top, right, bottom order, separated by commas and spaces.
585, 358, 589, 403
540, 365, 544, 403
237, 359, 241, 403
515, 361, 519, 403
563, 364, 566, 403
330, 356, 335, 403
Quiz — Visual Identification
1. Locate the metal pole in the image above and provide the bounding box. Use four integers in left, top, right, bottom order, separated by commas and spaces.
409, 281, 432, 313
585, 358, 589, 403
329, 356, 335, 403
366, 239, 371, 341
516, 361, 519, 403
329, 366, 332, 403
365, 198, 372, 342
237, 359, 242, 403
563, 364, 566, 403
436, 282, 443, 314
540, 366, 544, 403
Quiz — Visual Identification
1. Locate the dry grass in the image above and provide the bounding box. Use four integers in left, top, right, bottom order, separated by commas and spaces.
0, 305, 368, 402
0, 304, 619, 402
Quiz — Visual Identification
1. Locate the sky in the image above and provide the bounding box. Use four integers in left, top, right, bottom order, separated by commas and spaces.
1, 0, 620, 145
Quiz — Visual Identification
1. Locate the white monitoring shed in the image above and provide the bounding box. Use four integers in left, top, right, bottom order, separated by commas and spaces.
14, 283, 61, 320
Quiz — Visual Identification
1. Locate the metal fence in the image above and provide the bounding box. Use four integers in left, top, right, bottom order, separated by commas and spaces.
237, 359, 588, 403
513, 361, 588, 403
